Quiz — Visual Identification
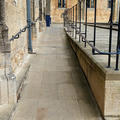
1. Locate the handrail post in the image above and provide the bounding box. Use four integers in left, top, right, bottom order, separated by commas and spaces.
92, 0, 97, 54
64, 12, 65, 27
27, 0, 33, 53
70, 8, 72, 35
75, 4, 77, 39
115, 6, 120, 70
85, 0, 88, 47
79, 0, 81, 42
73, 6, 74, 37
108, 0, 113, 68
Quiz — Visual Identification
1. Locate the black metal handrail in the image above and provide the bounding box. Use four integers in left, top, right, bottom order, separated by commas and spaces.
63, 0, 120, 70
9, 17, 39, 41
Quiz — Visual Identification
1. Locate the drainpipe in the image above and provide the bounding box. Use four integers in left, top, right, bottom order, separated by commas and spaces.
26, 0, 33, 52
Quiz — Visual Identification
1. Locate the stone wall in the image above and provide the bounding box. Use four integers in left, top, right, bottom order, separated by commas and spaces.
86, 0, 111, 23
51, 0, 78, 23
0, 0, 40, 105
50, 0, 119, 23
81, 0, 118, 23
5, 0, 28, 73
5, 0, 40, 73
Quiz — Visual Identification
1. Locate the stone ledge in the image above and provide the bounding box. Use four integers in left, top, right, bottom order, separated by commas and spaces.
0, 61, 30, 120
65, 29, 120, 120
16, 63, 30, 100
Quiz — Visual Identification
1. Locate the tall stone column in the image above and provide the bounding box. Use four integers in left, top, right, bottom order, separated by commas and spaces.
39, 0, 42, 21
46, 0, 51, 15
0, 0, 16, 105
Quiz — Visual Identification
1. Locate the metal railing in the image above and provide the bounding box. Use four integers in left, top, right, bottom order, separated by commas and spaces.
9, 17, 39, 41
63, 0, 120, 70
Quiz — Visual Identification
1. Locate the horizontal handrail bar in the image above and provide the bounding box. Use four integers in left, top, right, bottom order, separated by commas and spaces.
9, 17, 39, 41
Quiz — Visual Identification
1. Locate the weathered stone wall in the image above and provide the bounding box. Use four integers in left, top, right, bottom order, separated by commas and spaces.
81, 0, 118, 23
86, 0, 111, 22
0, 0, 40, 106
5, 0, 28, 72
51, 0, 118, 23
51, 0, 78, 23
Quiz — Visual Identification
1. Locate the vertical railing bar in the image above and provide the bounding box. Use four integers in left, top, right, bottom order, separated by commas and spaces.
72, 6, 74, 37
70, 9, 71, 30
115, 7, 120, 70
75, 4, 77, 39
108, 0, 114, 68
64, 11, 65, 27
67, 10, 68, 29
79, 1, 81, 42
85, 0, 88, 47
73, 6, 74, 37
92, 0, 97, 54
66, 10, 68, 30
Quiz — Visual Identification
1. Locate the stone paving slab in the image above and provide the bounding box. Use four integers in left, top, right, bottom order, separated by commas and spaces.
11, 24, 102, 120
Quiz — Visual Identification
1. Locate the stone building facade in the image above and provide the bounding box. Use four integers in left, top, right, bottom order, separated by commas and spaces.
0, 0, 120, 119
0, 0, 40, 106
0, 0, 81, 106
50, 0, 119, 23
81, 0, 119, 23
51, 0, 78, 23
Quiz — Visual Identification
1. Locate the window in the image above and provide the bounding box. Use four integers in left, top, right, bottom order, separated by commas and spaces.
87, 0, 95, 8
58, 0, 66, 8
108, 0, 111, 8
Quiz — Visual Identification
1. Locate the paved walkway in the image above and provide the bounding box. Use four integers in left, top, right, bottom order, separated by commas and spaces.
11, 24, 102, 120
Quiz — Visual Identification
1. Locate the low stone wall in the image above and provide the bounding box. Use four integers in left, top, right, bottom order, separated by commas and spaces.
65, 30, 120, 120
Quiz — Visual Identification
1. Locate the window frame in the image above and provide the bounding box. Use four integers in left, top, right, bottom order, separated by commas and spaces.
87, 0, 95, 8
58, 0, 66, 8
108, 0, 111, 8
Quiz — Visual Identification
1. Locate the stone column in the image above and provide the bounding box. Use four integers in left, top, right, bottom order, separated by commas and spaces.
39, 0, 42, 21
0, 0, 17, 105
46, 0, 51, 15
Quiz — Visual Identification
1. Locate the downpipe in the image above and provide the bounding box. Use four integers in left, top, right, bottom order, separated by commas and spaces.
26, 0, 33, 53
